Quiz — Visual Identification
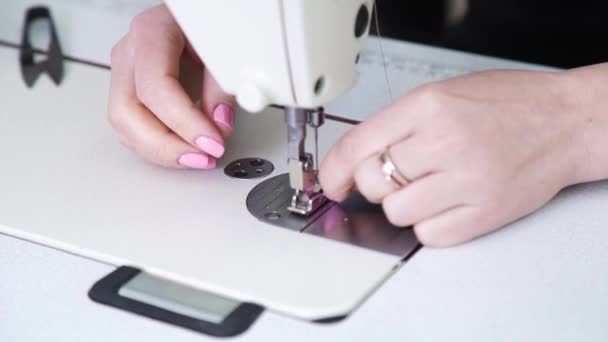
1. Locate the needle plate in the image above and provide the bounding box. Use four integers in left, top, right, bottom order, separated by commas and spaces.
246, 173, 419, 257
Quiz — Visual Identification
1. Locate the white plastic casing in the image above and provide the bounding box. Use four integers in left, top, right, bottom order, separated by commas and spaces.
164, 0, 374, 112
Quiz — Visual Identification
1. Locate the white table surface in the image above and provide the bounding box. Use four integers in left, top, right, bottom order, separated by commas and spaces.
2, 1, 608, 341
3, 174, 608, 342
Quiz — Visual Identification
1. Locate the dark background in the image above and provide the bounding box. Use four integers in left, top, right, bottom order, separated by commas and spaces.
372, 0, 608, 68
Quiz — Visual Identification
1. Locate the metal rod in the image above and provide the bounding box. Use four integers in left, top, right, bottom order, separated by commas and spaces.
284, 107, 308, 161
271, 105, 361, 126
314, 127, 319, 170
323, 113, 361, 125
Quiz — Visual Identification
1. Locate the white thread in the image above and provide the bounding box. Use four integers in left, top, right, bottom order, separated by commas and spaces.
373, 1, 394, 102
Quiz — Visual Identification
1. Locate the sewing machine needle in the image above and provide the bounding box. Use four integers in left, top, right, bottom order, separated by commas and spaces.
314, 126, 319, 170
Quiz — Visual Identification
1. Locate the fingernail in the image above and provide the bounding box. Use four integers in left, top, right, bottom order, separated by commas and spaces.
195, 136, 225, 158
213, 103, 234, 133
178, 153, 216, 169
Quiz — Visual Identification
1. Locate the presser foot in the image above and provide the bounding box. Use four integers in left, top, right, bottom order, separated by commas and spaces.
288, 189, 328, 216
287, 156, 328, 216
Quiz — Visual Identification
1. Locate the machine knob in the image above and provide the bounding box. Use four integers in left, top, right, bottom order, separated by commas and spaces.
236, 82, 269, 113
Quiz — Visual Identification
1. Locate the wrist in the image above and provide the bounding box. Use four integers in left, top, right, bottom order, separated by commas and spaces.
559, 63, 608, 185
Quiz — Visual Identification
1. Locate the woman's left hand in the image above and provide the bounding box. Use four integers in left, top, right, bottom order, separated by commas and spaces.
319, 69, 588, 247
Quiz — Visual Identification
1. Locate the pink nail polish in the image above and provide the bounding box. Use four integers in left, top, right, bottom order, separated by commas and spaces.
213, 103, 235, 133
195, 136, 225, 158
178, 153, 216, 169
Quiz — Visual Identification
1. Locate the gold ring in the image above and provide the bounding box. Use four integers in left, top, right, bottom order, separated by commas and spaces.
380, 148, 410, 188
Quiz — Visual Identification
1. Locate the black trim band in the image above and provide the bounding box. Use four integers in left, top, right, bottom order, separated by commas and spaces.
88, 266, 264, 337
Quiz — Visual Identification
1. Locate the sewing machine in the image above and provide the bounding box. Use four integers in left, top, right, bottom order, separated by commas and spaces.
165, 0, 375, 217
2, 1, 608, 341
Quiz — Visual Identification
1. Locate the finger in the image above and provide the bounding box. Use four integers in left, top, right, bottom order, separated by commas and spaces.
387, 134, 447, 181
353, 152, 401, 204
131, 7, 225, 158
120, 101, 216, 169
351, 129, 452, 204
320, 102, 417, 202
382, 173, 463, 227
108, 31, 214, 169
109, 35, 136, 98
184, 40, 236, 136
201, 68, 236, 136
108, 34, 141, 142
413, 206, 496, 247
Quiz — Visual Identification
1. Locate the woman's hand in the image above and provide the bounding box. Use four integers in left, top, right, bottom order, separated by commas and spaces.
320, 69, 591, 247
107, 5, 235, 169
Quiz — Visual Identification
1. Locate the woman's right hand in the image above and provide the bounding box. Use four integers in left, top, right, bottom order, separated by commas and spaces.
107, 5, 236, 169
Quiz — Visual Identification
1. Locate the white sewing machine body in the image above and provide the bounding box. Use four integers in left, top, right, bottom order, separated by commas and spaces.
164, 0, 374, 112
1, 1, 608, 341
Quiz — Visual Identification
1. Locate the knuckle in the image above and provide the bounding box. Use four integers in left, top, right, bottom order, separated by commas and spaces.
110, 36, 134, 66
135, 77, 156, 102
353, 175, 373, 203
356, 183, 381, 204
129, 11, 152, 36
106, 108, 124, 131
110, 42, 124, 65
382, 199, 406, 227
437, 132, 473, 158
413, 224, 445, 247
334, 133, 360, 165
130, 8, 182, 49
352, 159, 385, 204
410, 83, 446, 111
317, 164, 333, 189
415, 82, 444, 98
